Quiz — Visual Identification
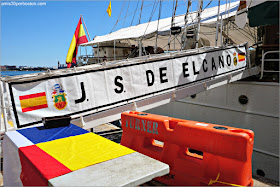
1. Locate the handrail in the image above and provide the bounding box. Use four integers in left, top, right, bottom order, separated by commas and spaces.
260, 50, 279, 79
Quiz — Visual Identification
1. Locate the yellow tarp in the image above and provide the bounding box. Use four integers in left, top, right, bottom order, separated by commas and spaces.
37, 133, 135, 171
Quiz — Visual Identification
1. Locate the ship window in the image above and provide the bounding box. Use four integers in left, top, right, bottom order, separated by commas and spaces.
191, 94, 196, 99
239, 95, 248, 105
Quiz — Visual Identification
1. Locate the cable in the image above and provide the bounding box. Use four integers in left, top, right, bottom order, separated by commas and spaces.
138, 0, 145, 25
142, 0, 159, 37
123, 0, 130, 27
110, 1, 126, 33
155, 0, 162, 53
130, 1, 139, 26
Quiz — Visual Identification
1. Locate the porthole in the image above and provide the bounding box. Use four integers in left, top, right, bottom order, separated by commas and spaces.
256, 169, 265, 177
239, 95, 248, 105
191, 94, 196, 99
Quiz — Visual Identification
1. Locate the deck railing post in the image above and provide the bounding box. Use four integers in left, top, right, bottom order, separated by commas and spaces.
114, 40, 116, 60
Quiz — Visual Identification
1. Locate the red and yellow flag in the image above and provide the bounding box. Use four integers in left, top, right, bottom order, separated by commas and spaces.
66, 17, 88, 68
19, 92, 48, 113
238, 53, 245, 62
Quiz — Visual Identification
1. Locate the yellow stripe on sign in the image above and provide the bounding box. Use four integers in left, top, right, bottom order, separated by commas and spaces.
37, 133, 135, 171
20, 95, 47, 109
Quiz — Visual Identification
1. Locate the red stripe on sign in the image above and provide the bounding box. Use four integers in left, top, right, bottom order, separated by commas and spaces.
19, 145, 72, 186
22, 104, 48, 113
239, 58, 245, 62
19, 92, 46, 100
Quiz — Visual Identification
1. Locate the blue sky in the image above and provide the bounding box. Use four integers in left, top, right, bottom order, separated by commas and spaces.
1, 0, 233, 67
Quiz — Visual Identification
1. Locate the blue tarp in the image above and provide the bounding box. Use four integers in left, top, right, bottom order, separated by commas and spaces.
17, 124, 89, 144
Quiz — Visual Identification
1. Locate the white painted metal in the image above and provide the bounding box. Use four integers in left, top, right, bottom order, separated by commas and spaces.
147, 81, 279, 182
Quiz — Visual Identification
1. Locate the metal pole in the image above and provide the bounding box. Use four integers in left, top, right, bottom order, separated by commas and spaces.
138, 40, 142, 57
0, 81, 8, 132
98, 43, 100, 63
226, 0, 231, 44
4, 82, 15, 129
223, 0, 228, 45
181, 0, 191, 50
174, 36, 176, 51
215, 0, 221, 46
219, 2, 223, 46
81, 14, 91, 41
195, 0, 203, 49
114, 40, 116, 60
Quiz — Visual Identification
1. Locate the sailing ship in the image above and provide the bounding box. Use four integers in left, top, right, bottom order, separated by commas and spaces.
0, 0, 278, 185
77, 0, 279, 182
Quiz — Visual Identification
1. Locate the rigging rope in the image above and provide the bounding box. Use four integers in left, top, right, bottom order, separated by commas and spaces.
123, 0, 130, 27
167, 0, 178, 51
138, 0, 145, 25
181, 0, 191, 50
130, 1, 140, 26
226, 0, 231, 43
110, 1, 126, 33
155, 0, 162, 53
142, 0, 159, 37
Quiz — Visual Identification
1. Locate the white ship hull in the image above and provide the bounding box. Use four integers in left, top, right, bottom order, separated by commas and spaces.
147, 81, 279, 181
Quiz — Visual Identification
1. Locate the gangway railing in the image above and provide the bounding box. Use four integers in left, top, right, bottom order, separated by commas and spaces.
260, 50, 280, 79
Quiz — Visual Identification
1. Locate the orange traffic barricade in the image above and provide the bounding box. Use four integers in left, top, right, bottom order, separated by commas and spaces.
121, 111, 254, 186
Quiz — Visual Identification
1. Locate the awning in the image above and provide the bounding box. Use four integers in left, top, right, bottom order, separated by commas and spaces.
82, 1, 256, 50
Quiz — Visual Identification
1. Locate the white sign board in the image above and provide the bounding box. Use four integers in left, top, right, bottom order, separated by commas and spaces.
9, 45, 247, 128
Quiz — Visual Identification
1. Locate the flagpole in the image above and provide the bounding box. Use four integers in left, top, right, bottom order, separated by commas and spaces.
81, 14, 91, 41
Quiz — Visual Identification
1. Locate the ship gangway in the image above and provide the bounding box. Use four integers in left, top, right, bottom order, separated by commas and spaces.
0, 43, 259, 131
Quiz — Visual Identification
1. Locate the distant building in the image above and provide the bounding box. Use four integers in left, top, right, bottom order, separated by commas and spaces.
1, 66, 6, 71
58, 64, 67, 69
5, 65, 17, 70
19, 66, 28, 69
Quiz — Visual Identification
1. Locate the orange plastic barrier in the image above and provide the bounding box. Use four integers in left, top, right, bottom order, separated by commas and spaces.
121, 111, 254, 186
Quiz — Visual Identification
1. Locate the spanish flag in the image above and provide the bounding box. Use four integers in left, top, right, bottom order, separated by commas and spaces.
66, 17, 88, 68
106, 1, 112, 17
19, 92, 48, 113
238, 53, 245, 62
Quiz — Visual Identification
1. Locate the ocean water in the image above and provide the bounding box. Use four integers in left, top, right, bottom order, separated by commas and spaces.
0, 71, 44, 77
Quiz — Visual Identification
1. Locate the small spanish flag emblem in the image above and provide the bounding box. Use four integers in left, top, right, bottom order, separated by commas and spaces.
238, 53, 245, 62
19, 92, 48, 113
